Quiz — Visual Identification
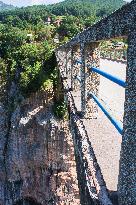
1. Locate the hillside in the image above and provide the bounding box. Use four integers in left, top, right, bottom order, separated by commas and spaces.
0, 0, 126, 21
47, 0, 126, 17
0, 1, 14, 11
0, 0, 126, 38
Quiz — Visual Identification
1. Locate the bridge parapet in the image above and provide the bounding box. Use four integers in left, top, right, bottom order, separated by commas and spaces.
56, 1, 136, 204
101, 48, 127, 63
59, 74, 113, 205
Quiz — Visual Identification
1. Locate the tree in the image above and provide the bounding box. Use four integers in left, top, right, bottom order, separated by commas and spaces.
57, 15, 82, 40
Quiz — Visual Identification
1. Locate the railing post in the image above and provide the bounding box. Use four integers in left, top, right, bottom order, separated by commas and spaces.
65, 49, 68, 76
65, 48, 71, 77
85, 42, 100, 118
67, 49, 71, 78
80, 43, 86, 115
56, 48, 67, 77
118, 30, 136, 205
71, 48, 74, 90
71, 45, 81, 92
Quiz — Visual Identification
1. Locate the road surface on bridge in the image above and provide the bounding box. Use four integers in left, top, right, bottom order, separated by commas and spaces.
72, 59, 126, 191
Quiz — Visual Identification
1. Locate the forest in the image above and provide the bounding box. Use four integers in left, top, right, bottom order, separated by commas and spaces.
0, 0, 126, 117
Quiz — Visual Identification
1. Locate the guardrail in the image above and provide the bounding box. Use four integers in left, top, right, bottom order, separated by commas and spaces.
76, 60, 126, 87
90, 67, 126, 88
88, 92, 123, 135
75, 75, 81, 83
60, 72, 113, 205
101, 48, 127, 63
75, 60, 125, 134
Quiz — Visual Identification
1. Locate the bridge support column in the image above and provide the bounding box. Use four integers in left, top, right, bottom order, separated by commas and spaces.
65, 49, 68, 76
66, 49, 72, 79
71, 45, 81, 92
80, 43, 86, 115
118, 31, 136, 205
65, 48, 72, 78
56, 48, 67, 77
71, 48, 74, 90
85, 42, 100, 118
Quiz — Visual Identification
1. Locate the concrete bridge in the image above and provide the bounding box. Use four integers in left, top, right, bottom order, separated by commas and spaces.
72, 59, 125, 190
56, 1, 136, 204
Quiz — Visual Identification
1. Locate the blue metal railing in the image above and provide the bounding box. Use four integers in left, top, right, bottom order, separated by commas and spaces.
75, 59, 125, 135
89, 67, 126, 88
88, 92, 123, 135
75, 60, 126, 88
75, 75, 81, 83
76, 60, 82, 64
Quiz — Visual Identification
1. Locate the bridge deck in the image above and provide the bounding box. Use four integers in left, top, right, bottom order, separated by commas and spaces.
72, 59, 126, 191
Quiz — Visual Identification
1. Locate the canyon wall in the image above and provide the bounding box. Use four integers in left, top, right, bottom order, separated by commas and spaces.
0, 86, 80, 205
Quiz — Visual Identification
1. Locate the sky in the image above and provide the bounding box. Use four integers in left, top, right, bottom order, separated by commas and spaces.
2, 0, 64, 7
2, 0, 132, 7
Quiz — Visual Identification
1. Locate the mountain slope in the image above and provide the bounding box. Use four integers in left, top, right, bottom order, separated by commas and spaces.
0, 1, 14, 11
0, 0, 128, 38
0, 0, 126, 22
47, 0, 126, 17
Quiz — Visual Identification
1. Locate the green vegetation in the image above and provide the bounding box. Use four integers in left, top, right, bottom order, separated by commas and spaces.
48, 0, 125, 18
53, 100, 67, 119
0, 0, 126, 118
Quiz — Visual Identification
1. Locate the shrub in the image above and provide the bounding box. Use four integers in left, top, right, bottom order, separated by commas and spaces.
53, 100, 67, 119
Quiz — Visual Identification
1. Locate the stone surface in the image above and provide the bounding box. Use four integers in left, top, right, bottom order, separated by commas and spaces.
56, 51, 113, 204
85, 43, 100, 118
118, 30, 136, 205
0, 89, 80, 205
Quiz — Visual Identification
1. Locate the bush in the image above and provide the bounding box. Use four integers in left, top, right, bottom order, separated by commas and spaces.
53, 100, 67, 119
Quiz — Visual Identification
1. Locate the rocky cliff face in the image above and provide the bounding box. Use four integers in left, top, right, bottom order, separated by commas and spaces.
0, 85, 80, 205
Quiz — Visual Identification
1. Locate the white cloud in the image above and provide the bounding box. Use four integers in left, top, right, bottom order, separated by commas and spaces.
32, 0, 64, 5
2, 0, 64, 7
